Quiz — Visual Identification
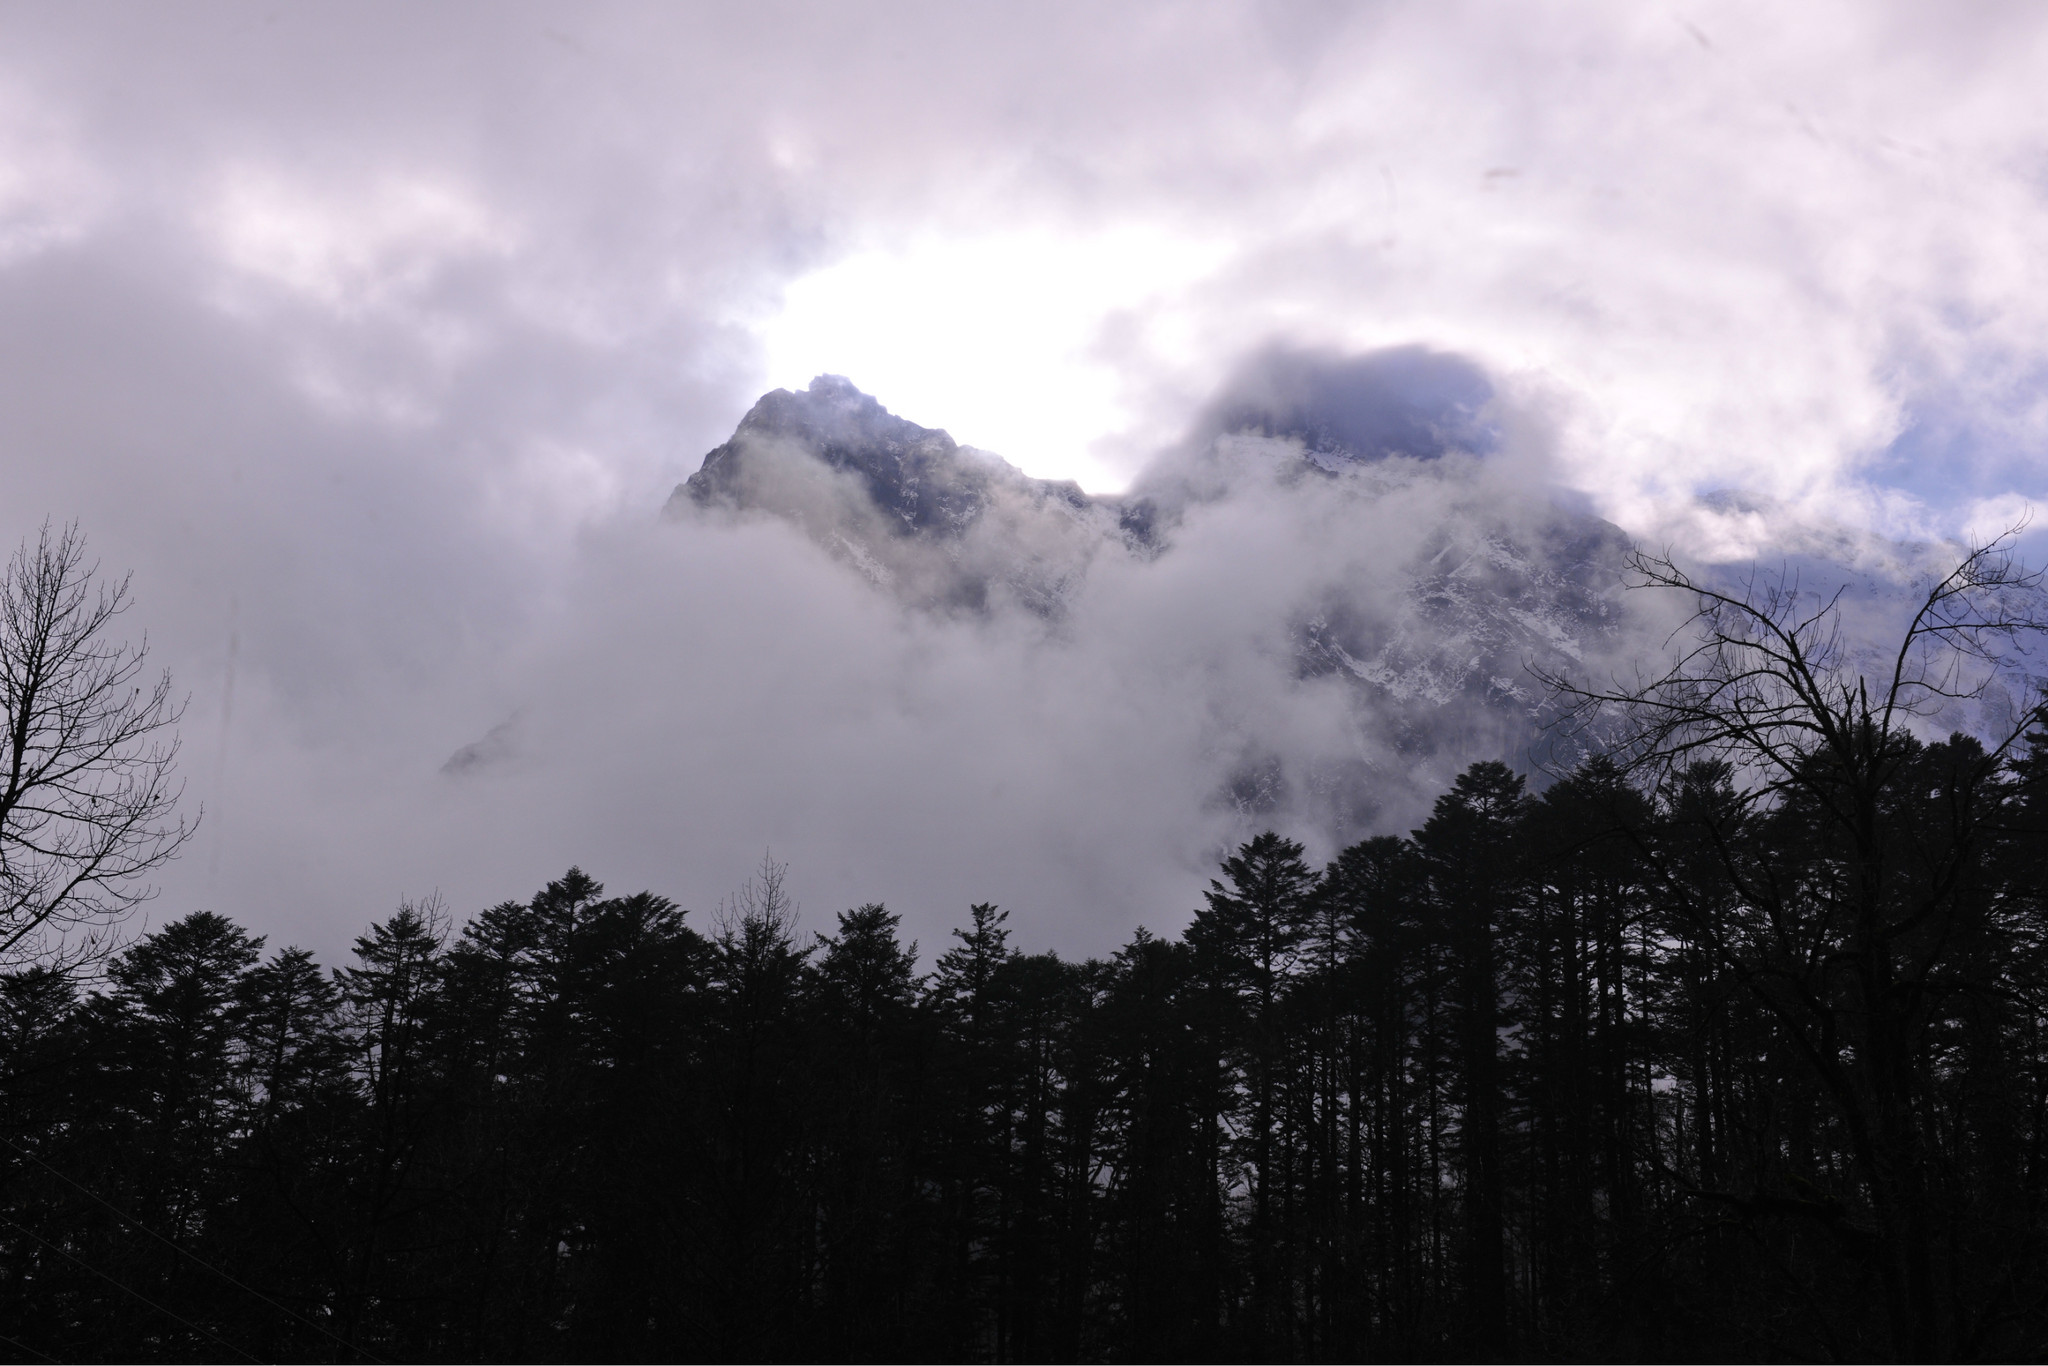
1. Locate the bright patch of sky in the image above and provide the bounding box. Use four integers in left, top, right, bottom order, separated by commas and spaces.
761, 228, 1228, 491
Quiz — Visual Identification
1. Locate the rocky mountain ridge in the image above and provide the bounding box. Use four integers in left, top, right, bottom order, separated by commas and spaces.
665, 368, 1647, 837
669, 375, 1145, 614
660, 361, 2030, 845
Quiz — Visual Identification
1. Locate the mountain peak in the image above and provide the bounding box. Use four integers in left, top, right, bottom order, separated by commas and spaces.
744, 374, 950, 451
672, 375, 1008, 538
667, 376, 1127, 614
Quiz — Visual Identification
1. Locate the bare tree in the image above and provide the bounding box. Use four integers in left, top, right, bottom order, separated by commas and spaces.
1539, 527, 2048, 1362
1544, 530, 2046, 794
0, 522, 193, 965
715, 850, 801, 945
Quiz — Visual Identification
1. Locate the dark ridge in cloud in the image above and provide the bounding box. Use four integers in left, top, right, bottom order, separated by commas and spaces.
1193, 344, 1499, 466
673, 374, 1092, 539
443, 714, 520, 775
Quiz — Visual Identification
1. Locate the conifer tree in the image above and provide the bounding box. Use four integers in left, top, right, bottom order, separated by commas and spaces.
1416, 762, 1528, 1350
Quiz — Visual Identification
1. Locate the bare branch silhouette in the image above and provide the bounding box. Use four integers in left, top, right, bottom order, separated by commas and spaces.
0, 522, 194, 966
1535, 524, 2048, 808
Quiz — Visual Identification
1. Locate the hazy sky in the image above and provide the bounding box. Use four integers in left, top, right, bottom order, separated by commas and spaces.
2, 1, 2044, 963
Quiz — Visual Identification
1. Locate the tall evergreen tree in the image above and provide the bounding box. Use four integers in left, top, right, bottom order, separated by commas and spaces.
1415, 762, 1528, 1352
1186, 832, 1318, 1356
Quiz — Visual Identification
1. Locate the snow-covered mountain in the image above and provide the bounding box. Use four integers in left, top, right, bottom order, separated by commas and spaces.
665, 357, 1657, 837
660, 349, 2038, 849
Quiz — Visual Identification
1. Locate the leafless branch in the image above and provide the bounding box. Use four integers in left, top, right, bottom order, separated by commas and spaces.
1535, 526, 2048, 808
0, 522, 194, 966
714, 849, 800, 942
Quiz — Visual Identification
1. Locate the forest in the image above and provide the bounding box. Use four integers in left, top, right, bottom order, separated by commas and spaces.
3, 528, 2048, 1363
0, 731, 2043, 1362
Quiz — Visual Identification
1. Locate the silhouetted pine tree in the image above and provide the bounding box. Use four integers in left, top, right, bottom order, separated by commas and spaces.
1415, 762, 1528, 1354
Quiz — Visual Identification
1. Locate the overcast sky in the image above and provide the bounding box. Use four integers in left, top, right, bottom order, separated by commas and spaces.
2, 1, 2045, 963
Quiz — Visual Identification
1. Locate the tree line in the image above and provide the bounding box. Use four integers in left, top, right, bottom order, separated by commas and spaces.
2, 727, 2046, 1361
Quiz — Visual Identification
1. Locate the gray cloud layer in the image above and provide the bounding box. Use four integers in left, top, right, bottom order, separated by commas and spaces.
1, 2, 2043, 961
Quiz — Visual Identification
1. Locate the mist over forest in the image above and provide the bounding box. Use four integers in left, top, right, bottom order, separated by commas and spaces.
5, 377, 2048, 1361
8, 702, 2048, 1360
6, 2, 2048, 1361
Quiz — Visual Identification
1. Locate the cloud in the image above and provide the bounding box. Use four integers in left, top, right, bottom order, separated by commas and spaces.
1186, 346, 1497, 463
760, 228, 1232, 491
0, 1, 2043, 962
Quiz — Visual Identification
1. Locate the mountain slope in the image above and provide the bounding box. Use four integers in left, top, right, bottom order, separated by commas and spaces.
664, 367, 1656, 841
668, 375, 1142, 614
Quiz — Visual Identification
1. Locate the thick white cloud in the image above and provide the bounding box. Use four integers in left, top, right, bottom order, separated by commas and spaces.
0, 1, 2042, 962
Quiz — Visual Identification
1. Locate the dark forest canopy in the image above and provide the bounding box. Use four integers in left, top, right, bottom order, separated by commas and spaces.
4, 726, 2048, 1362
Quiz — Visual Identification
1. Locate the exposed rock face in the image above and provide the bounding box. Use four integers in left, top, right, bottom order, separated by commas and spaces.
1295, 510, 1634, 742
678, 374, 1047, 538
667, 375, 1139, 614
1163, 424, 1643, 833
